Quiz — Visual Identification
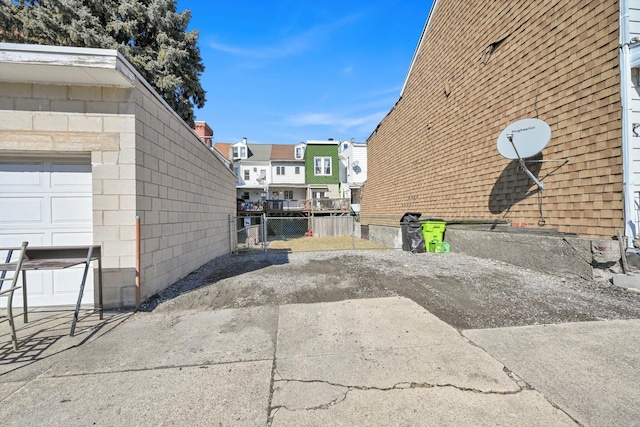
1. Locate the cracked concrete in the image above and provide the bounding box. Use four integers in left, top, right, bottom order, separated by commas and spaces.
268, 297, 575, 426
273, 298, 520, 393
271, 377, 533, 414
3, 249, 639, 425
2, 297, 578, 426
271, 387, 576, 426
464, 319, 640, 426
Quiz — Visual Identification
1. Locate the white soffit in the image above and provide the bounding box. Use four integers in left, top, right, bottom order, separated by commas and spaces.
0, 43, 135, 87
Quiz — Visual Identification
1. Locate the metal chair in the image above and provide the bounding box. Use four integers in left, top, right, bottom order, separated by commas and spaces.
0, 241, 28, 351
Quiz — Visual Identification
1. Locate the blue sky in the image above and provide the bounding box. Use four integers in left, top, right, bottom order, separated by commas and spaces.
177, 0, 432, 145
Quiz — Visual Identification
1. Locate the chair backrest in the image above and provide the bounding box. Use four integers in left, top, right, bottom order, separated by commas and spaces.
0, 242, 29, 292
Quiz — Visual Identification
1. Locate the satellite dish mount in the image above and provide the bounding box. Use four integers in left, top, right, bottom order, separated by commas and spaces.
497, 118, 556, 191
497, 118, 569, 227
506, 133, 544, 190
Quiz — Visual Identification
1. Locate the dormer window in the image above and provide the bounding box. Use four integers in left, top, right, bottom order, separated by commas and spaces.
295, 146, 304, 159
233, 146, 247, 159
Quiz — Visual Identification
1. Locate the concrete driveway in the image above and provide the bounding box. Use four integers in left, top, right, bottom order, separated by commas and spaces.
1, 250, 639, 426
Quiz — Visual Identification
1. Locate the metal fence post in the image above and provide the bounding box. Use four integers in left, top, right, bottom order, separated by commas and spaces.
351, 216, 356, 250
262, 214, 267, 252
229, 214, 233, 254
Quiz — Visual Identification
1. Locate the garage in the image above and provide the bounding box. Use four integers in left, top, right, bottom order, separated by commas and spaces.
0, 155, 94, 307
0, 43, 238, 308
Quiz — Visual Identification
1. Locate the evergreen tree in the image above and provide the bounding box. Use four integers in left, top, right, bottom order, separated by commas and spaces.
0, 0, 205, 126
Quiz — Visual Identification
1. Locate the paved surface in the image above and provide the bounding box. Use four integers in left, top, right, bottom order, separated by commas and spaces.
464, 320, 640, 426
1, 251, 639, 426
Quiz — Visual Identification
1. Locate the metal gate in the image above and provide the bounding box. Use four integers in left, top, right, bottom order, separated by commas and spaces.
233, 214, 266, 252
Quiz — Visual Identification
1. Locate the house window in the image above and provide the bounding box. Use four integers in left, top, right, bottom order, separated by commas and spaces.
233, 146, 247, 159
242, 192, 250, 200
295, 147, 303, 159
314, 157, 331, 176
295, 166, 300, 175
276, 166, 285, 175
244, 170, 250, 180
284, 190, 293, 199
312, 191, 326, 199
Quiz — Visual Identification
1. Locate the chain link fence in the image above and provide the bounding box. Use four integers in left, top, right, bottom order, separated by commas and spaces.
233, 215, 266, 252
232, 214, 411, 253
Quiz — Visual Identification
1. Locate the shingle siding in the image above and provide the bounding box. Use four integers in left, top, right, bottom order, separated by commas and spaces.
305, 145, 339, 184
361, 0, 623, 238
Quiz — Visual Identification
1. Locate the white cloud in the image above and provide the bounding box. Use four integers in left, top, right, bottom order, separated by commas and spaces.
208, 14, 361, 60
288, 111, 387, 131
365, 86, 403, 97
208, 37, 310, 60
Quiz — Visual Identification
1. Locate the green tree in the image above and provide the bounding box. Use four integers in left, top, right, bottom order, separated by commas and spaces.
0, 0, 205, 126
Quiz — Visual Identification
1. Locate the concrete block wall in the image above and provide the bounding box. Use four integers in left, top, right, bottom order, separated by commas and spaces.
0, 82, 138, 308
133, 83, 237, 302
361, 0, 623, 239
0, 79, 236, 308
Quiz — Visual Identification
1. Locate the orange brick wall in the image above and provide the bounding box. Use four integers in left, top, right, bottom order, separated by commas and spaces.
361, 0, 623, 238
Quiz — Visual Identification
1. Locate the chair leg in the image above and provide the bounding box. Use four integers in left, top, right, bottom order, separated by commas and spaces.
6, 293, 19, 351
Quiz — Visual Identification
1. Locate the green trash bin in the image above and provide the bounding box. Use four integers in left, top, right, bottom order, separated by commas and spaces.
420, 220, 448, 252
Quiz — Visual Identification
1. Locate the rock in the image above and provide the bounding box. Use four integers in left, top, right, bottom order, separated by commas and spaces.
591, 240, 620, 264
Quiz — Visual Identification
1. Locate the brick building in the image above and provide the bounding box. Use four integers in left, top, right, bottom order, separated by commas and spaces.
362, 1, 638, 244
194, 121, 213, 148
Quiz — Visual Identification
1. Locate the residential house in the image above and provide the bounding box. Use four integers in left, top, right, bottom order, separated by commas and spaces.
0, 43, 236, 309
231, 138, 271, 210
303, 139, 351, 214
207, 135, 354, 217
305, 139, 341, 199
361, 0, 638, 245
339, 139, 367, 212
268, 143, 307, 212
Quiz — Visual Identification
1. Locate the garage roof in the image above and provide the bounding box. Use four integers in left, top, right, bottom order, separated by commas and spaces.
0, 43, 135, 88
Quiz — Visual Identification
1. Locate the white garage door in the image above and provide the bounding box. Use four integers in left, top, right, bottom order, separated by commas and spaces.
0, 157, 94, 307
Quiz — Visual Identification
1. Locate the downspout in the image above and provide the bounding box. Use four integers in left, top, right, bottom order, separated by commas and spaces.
135, 215, 141, 310
620, 0, 634, 247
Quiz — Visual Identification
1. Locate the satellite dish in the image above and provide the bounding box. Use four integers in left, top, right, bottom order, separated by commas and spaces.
497, 118, 551, 160
497, 118, 551, 190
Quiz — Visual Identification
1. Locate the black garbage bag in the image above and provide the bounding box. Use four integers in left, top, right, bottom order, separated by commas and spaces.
400, 212, 425, 253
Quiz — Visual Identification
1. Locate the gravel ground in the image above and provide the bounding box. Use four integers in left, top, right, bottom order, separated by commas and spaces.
142, 250, 640, 330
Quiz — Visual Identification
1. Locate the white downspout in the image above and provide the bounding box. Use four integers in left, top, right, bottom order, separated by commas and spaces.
620, 0, 634, 247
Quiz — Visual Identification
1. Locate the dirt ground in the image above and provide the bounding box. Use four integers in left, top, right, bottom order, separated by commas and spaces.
142, 249, 640, 330
266, 236, 387, 251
